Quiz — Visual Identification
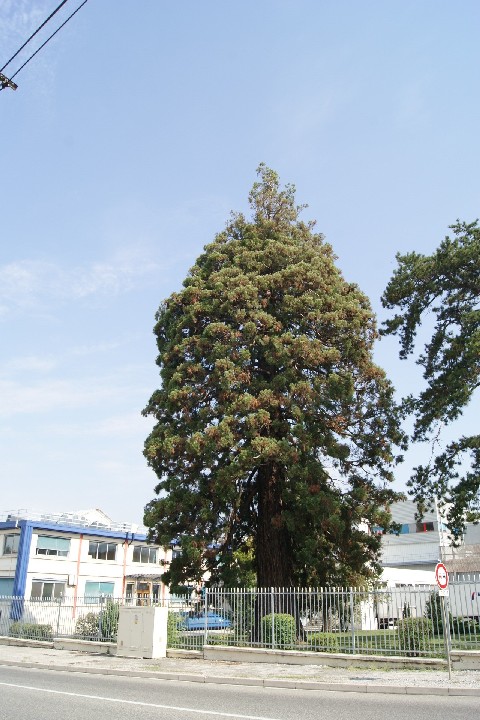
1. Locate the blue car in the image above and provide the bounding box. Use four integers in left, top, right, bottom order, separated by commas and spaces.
183, 611, 232, 631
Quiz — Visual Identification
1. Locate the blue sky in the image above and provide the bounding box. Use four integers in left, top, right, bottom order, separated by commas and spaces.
1, 0, 479, 525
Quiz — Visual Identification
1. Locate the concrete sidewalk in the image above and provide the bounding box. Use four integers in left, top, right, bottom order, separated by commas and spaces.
0, 643, 479, 696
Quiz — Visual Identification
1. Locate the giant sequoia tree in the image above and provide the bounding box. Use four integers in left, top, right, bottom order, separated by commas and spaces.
382, 221, 480, 537
143, 166, 404, 587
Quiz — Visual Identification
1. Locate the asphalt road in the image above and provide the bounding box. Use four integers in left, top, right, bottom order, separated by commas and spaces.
0, 665, 476, 720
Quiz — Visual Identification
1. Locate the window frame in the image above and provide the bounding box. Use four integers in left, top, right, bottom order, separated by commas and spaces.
87, 540, 117, 561
0, 577, 15, 596
30, 579, 65, 601
84, 580, 115, 603
36, 535, 70, 557
132, 545, 158, 564
3, 534, 20, 555
415, 521, 435, 533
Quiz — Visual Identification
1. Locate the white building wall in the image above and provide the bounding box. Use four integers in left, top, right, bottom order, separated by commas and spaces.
24, 532, 124, 598
379, 500, 480, 585
0, 526, 172, 600
381, 566, 436, 587
379, 499, 445, 573
380, 536, 442, 567
465, 523, 480, 544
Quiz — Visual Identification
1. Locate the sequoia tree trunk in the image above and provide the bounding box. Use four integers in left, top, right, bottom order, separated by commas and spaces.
253, 462, 305, 641
255, 462, 294, 588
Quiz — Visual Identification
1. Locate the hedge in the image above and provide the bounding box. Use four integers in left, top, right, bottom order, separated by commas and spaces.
9, 622, 53, 641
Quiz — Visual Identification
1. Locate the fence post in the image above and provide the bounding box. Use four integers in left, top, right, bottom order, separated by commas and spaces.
98, 594, 105, 639
56, 593, 63, 638
441, 593, 452, 680
203, 587, 209, 646
350, 588, 355, 654
271, 587, 275, 650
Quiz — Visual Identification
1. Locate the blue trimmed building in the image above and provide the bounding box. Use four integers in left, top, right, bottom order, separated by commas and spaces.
0, 509, 170, 605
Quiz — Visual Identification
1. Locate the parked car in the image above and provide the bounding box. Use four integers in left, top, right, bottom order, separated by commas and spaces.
182, 611, 232, 631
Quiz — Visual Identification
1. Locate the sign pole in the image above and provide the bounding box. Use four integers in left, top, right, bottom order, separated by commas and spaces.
441, 594, 452, 680
435, 562, 451, 679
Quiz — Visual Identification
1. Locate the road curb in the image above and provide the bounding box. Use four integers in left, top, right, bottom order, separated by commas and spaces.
1, 659, 479, 696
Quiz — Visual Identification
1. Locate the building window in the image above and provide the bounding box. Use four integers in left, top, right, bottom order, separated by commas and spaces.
415, 522, 435, 533
132, 545, 157, 564
88, 541, 116, 561
84, 581, 115, 603
3, 534, 20, 555
31, 580, 65, 600
0, 578, 14, 596
36, 536, 70, 557
125, 582, 135, 600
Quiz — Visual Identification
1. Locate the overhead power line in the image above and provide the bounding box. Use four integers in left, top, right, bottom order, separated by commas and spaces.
0, 0, 90, 92
8, 1, 90, 83
1, 0, 70, 74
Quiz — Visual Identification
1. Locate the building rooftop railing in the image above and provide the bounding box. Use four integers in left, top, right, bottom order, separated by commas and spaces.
0, 509, 148, 536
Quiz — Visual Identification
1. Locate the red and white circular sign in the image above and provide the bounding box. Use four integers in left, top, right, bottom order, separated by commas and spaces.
435, 562, 449, 590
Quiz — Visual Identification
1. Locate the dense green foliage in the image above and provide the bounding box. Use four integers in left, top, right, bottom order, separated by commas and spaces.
382, 221, 480, 536
74, 600, 119, 641
397, 617, 434, 656
308, 631, 340, 652
75, 611, 100, 639
424, 591, 448, 635
167, 611, 184, 647
100, 599, 119, 641
261, 612, 296, 647
143, 165, 404, 587
9, 622, 53, 640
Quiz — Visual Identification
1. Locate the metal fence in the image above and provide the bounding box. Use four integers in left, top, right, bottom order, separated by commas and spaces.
0, 595, 122, 642
166, 582, 480, 658
1, 580, 479, 658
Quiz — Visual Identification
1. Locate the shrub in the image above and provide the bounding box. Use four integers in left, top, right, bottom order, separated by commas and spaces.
167, 611, 185, 647
308, 632, 339, 653
75, 601, 119, 642
9, 622, 53, 641
261, 613, 296, 648
100, 599, 119, 641
232, 595, 255, 638
75, 612, 101, 640
397, 617, 434, 656
451, 616, 480, 636
424, 591, 452, 636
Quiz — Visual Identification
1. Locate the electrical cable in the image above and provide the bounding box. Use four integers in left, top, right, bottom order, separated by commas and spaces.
8, 0, 90, 83
1, 0, 70, 73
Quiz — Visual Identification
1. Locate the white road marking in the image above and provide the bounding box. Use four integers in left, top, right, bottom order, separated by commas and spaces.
0, 681, 282, 720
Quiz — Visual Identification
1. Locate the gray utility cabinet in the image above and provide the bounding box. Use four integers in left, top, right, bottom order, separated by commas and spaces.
117, 605, 168, 658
